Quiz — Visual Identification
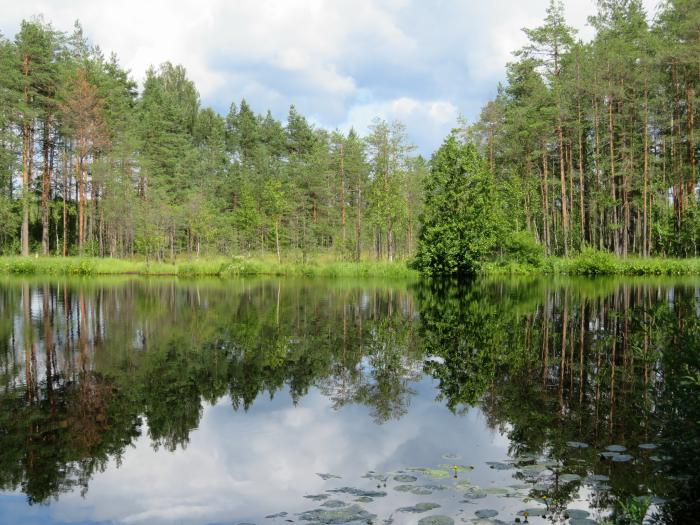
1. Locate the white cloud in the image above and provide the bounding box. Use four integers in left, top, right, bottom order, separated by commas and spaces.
0, 0, 662, 154
342, 97, 459, 153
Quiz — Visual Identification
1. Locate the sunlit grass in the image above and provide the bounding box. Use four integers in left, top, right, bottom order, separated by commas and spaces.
0, 256, 418, 279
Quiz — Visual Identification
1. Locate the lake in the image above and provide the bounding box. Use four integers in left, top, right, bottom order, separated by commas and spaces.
0, 276, 698, 525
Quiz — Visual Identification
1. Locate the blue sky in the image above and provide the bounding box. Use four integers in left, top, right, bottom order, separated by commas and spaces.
0, 0, 660, 154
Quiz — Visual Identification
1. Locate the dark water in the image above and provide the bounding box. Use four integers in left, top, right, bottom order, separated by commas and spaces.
0, 276, 698, 525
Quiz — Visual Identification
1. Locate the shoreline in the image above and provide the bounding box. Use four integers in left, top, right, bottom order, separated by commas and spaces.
1, 254, 700, 278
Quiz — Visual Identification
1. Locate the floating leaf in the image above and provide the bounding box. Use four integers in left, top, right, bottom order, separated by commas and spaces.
304, 494, 330, 501
611, 454, 633, 462
482, 487, 512, 495
639, 443, 658, 450
516, 508, 547, 517
462, 488, 488, 499
585, 474, 609, 483
486, 462, 512, 471
298, 504, 376, 524
327, 487, 387, 498
605, 445, 627, 452
418, 516, 454, 525
265, 512, 289, 519
565, 509, 590, 519
321, 500, 346, 508
600, 451, 620, 459
567, 441, 589, 449
570, 519, 597, 525
393, 474, 418, 483
559, 473, 582, 483
355, 496, 373, 503
474, 509, 498, 518
397, 502, 441, 513
316, 473, 341, 480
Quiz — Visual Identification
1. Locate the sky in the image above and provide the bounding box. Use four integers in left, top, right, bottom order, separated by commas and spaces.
0, 0, 661, 155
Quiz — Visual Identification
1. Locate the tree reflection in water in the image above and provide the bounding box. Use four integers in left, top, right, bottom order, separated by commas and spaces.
0, 276, 697, 523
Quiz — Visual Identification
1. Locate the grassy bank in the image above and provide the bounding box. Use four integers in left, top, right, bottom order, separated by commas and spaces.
0, 256, 418, 279
483, 250, 700, 276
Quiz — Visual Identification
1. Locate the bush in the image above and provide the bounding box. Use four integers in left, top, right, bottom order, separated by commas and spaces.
503, 231, 544, 267
568, 248, 618, 275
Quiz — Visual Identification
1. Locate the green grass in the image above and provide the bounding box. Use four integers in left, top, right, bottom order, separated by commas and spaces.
482, 249, 700, 276
2, 251, 698, 279
0, 256, 418, 279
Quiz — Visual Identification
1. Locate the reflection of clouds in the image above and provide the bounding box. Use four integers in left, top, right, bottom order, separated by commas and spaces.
35, 379, 508, 524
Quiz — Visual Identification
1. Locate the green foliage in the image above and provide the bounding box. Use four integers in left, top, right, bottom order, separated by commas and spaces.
503, 230, 544, 266
415, 134, 504, 276
565, 247, 619, 275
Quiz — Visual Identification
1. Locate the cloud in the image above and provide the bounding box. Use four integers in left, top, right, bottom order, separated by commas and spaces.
342, 97, 459, 154
22, 380, 508, 525
0, 0, 661, 154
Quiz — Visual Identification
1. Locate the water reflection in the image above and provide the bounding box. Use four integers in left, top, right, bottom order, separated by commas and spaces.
0, 276, 698, 524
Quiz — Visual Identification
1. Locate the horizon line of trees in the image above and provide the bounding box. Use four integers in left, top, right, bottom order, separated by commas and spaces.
0, 17, 425, 262
467, 0, 700, 259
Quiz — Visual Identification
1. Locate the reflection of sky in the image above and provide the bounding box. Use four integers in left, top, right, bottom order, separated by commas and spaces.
0, 377, 516, 525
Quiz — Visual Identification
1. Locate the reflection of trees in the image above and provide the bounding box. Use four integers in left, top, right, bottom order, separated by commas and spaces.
0, 278, 422, 502
417, 277, 700, 522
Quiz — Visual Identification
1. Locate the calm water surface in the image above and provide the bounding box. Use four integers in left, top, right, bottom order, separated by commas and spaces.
0, 276, 698, 525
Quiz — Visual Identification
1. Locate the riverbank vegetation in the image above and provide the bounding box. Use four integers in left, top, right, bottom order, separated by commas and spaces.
1, 0, 699, 275
0, 255, 419, 278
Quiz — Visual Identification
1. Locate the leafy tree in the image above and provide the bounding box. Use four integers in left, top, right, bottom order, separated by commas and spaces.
415, 134, 504, 276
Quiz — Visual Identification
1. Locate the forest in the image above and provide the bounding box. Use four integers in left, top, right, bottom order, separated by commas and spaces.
0, 0, 698, 267
467, 0, 700, 259
0, 20, 424, 262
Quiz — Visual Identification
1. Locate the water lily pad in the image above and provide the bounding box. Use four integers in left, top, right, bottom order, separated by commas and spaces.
439, 463, 473, 472
425, 469, 451, 478
397, 502, 441, 513
605, 444, 627, 452
474, 509, 498, 518
422, 484, 448, 491
362, 471, 388, 482
516, 508, 547, 517
393, 474, 418, 483
455, 480, 477, 489
565, 509, 590, 519
463, 488, 488, 499
327, 487, 387, 498
650, 455, 671, 462
266, 512, 289, 519
559, 473, 582, 482
418, 516, 454, 525
585, 474, 609, 483
482, 487, 511, 495
355, 496, 373, 503
612, 454, 633, 462
321, 500, 346, 508
600, 451, 620, 459
304, 494, 330, 501
394, 484, 417, 492
519, 463, 551, 474
639, 443, 659, 450
567, 441, 589, 449
486, 462, 512, 470
570, 519, 597, 525
298, 504, 376, 524
411, 487, 434, 495
316, 473, 341, 480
